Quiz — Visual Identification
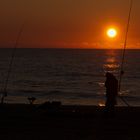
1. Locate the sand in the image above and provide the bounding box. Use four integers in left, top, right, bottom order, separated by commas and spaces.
0, 103, 140, 140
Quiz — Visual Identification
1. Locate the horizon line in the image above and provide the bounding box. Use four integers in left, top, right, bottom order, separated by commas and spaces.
0, 47, 140, 50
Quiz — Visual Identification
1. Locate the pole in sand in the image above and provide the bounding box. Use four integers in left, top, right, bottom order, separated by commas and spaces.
118, 0, 133, 106
1, 24, 25, 104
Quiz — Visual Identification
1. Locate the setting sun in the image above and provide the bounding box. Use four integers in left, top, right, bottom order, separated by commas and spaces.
107, 28, 117, 38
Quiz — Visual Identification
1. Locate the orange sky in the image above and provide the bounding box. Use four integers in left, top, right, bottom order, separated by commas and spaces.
0, 0, 140, 49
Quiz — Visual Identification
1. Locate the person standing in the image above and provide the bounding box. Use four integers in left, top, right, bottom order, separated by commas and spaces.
105, 72, 118, 116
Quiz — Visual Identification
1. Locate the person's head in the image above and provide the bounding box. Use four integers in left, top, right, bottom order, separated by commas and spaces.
106, 72, 113, 78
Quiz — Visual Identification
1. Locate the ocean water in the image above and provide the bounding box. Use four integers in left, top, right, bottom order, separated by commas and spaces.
0, 48, 140, 106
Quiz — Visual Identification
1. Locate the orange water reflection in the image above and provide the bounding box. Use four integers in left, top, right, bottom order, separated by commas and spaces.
103, 50, 120, 73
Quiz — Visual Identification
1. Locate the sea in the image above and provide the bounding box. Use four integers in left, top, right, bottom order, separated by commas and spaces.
0, 48, 140, 106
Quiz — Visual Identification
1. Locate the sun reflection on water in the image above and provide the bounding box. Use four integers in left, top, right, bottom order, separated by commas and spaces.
98, 103, 105, 107
104, 63, 119, 69
103, 50, 120, 74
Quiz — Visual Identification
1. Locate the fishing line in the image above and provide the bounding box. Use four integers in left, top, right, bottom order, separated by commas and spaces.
1, 24, 25, 104
118, 0, 133, 106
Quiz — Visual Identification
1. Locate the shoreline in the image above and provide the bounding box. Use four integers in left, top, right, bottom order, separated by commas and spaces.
1, 103, 140, 119
0, 103, 140, 140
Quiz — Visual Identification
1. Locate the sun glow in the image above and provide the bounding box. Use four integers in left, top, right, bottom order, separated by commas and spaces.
107, 28, 117, 38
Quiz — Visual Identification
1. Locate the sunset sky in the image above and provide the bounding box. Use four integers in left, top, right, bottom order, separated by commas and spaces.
0, 0, 140, 49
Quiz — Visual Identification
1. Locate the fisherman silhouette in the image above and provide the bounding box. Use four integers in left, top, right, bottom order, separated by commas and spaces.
105, 72, 118, 116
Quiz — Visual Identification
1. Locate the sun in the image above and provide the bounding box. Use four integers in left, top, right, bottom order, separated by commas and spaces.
107, 28, 117, 38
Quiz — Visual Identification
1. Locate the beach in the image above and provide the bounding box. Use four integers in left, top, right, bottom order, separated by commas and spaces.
0, 104, 140, 140
0, 0, 140, 139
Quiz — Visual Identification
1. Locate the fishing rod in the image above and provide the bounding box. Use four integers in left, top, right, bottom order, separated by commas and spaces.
1, 24, 25, 104
118, 0, 133, 106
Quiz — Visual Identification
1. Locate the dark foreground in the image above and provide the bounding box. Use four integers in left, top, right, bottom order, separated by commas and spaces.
0, 104, 140, 140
